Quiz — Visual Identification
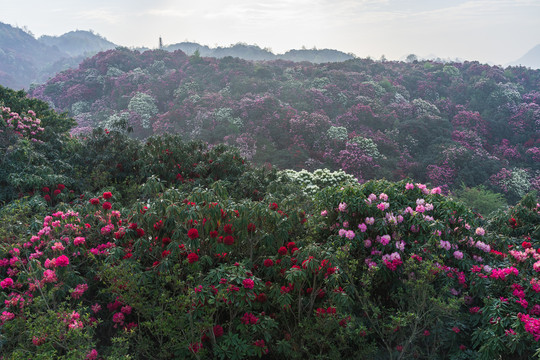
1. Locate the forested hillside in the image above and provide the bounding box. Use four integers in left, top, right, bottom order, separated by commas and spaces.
1, 85, 540, 359
30, 48, 540, 203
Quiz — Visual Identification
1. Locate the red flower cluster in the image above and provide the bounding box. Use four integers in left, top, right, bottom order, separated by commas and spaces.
240, 312, 259, 325
247, 223, 256, 233
223, 235, 234, 245
212, 324, 224, 338
223, 224, 233, 234
263, 259, 274, 267
187, 228, 199, 239
187, 253, 199, 264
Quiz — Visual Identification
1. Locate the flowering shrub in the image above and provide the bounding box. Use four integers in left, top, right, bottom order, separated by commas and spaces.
315, 179, 540, 359
0, 107, 45, 143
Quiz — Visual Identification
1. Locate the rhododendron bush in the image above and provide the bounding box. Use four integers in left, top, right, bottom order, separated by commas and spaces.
2, 170, 539, 359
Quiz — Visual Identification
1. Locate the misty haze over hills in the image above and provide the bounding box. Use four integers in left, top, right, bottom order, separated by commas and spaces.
0, 20, 538, 90
159, 42, 354, 63
507, 44, 540, 69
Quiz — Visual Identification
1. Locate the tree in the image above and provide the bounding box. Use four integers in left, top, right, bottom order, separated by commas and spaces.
406, 54, 418, 63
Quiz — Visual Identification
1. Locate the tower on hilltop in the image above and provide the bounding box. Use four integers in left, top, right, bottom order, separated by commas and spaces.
159, 36, 163, 50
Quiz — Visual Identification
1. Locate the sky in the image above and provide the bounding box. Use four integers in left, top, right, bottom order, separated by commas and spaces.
1, 0, 539, 65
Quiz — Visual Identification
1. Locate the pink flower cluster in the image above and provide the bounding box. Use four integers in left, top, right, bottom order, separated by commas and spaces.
490, 267, 519, 280
519, 313, 540, 341
382, 252, 402, 271
71, 283, 89, 299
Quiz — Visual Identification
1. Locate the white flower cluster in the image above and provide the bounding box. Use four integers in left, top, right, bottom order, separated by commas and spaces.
283, 168, 357, 195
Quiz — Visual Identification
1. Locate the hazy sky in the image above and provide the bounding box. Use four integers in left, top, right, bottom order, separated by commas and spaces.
2, 0, 539, 65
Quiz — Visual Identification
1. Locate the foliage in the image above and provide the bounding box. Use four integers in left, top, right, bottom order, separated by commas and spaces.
452, 184, 508, 217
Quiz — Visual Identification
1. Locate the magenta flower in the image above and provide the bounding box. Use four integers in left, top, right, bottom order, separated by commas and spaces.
377, 202, 389, 211
55, 255, 69, 267
379, 235, 391, 246
0, 278, 14, 289
243, 278, 255, 289
113, 312, 125, 325
86, 349, 98, 360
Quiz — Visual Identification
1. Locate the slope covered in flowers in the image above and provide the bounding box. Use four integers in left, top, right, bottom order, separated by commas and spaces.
1, 86, 540, 359
29, 48, 540, 202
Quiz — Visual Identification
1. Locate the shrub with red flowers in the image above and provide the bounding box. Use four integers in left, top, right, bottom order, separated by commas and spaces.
1, 87, 540, 359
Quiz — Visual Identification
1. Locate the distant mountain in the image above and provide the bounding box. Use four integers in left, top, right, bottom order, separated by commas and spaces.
163, 42, 353, 63
508, 44, 540, 69
0, 22, 66, 89
0, 22, 117, 89
38, 30, 116, 57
